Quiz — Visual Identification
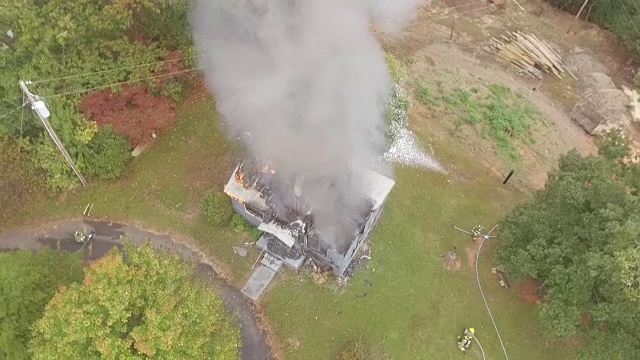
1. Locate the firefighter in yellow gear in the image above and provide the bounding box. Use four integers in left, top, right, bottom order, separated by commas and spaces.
457, 327, 475, 353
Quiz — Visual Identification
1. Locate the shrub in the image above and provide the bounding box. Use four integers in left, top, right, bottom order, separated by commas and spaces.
84, 126, 131, 180
230, 213, 262, 239
201, 190, 233, 226
338, 338, 383, 360
80, 85, 176, 147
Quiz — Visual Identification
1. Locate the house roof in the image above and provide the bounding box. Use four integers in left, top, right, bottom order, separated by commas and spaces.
223, 164, 269, 211
361, 169, 395, 210
258, 221, 297, 247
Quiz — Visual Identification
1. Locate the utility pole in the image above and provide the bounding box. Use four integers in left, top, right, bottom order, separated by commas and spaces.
566, 0, 590, 34
18, 80, 87, 187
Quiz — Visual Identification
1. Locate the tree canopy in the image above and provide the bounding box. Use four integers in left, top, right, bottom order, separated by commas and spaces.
0, 248, 83, 360
0, 0, 192, 191
496, 133, 640, 358
29, 242, 240, 359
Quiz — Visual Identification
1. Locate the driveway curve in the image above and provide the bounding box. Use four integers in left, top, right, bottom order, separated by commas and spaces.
0, 219, 271, 360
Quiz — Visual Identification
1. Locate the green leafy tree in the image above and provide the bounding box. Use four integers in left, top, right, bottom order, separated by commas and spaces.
0, 248, 83, 360
0, 0, 192, 189
496, 138, 640, 358
29, 242, 240, 359
84, 126, 131, 180
202, 190, 234, 226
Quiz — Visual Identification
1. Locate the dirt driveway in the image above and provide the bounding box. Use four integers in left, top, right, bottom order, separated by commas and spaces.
0, 219, 271, 360
379, 0, 640, 190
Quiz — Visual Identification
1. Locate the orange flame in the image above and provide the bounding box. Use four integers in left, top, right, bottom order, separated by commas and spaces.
235, 169, 245, 184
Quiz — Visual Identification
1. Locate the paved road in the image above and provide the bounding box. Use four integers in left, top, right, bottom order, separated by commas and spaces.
0, 219, 271, 360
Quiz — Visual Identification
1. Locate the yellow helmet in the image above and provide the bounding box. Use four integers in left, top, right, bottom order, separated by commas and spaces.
469, 328, 475, 334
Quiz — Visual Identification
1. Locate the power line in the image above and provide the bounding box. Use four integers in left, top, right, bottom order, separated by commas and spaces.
42, 67, 204, 99
0, 102, 27, 120
618, 0, 640, 38
30, 53, 205, 85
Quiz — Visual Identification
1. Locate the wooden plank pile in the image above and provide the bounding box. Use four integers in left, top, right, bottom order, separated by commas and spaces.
484, 31, 568, 80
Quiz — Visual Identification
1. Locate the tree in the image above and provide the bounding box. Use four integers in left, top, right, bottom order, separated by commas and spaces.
0, 248, 83, 360
0, 0, 194, 189
84, 126, 131, 180
29, 243, 240, 359
496, 138, 640, 358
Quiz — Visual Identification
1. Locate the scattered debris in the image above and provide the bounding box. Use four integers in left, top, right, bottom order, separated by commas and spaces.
442, 250, 461, 271
311, 262, 332, 285
336, 276, 348, 289
233, 246, 248, 257
571, 75, 630, 135
622, 86, 640, 122
492, 266, 510, 288
83, 203, 94, 216
485, 31, 569, 79
131, 144, 147, 157
364, 279, 373, 287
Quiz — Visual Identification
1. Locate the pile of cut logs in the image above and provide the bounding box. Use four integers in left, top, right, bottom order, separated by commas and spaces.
484, 31, 571, 80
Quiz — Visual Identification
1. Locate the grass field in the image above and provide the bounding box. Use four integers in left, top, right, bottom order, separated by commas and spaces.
5, 90, 575, 359
261, 133, 572, 359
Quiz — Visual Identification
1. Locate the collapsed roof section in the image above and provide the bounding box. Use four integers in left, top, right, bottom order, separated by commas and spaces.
223, 159, 395, 275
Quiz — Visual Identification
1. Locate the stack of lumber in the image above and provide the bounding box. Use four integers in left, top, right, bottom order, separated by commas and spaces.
484, 31, 567, 80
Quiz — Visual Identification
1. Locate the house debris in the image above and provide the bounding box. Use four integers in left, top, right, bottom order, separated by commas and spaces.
225, 159, 395, 300
233, 246, 248, 257
484, 31, 569, 79
570, 73, 633, 135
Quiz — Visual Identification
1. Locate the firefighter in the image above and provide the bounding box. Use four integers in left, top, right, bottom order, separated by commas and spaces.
73, 231, 86, 243
471, 225, 484, 238
457, 327, 475, 353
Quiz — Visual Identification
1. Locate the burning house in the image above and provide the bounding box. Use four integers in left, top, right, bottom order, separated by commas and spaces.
225, 159, 395, 286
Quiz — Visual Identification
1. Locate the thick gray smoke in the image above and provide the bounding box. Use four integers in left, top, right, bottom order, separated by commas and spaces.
191, 0, 420, 249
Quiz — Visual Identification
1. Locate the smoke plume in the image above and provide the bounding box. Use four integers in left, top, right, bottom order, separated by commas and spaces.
191, 0, 420, 249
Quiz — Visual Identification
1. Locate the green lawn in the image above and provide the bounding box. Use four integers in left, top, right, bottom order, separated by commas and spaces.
262, 157, 572, 359
6, 93, 574, 359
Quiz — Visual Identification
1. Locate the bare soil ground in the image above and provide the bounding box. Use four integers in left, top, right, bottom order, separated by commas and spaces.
381, 0, 637, 190
515, 275, 544, 304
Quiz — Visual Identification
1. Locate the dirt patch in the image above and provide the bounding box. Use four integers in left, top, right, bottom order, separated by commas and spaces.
380, 0, 640, 190
515, 275, 544, 304
442, 250, 462, 271
465, 238, 482, 268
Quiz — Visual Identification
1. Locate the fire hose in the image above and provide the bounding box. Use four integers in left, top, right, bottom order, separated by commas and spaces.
476, 235, 509, 360
474, 335, 487, 360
